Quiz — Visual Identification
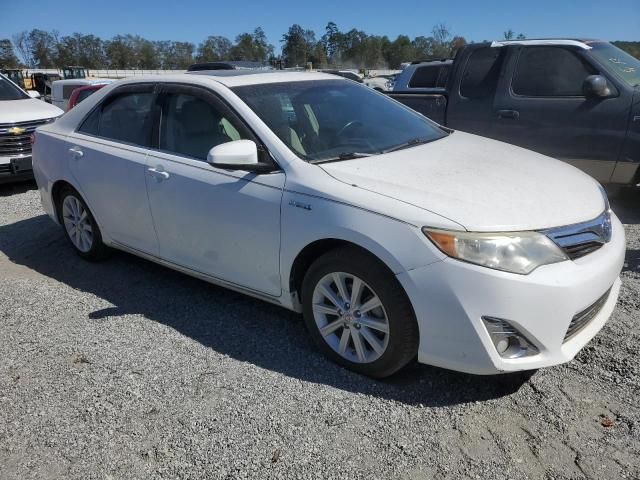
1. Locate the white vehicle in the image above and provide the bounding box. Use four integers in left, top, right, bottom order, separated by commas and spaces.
363, 74, 397, 92
32, 71, 625, 378
0, 73, 63, 184
51, 78, 113, 111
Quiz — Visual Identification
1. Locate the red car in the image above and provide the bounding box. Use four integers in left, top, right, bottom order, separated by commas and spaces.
68, 84, 106, 110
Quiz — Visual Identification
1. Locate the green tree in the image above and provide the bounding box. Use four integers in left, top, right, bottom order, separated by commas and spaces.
104, 35, 136, 68
196, 36, 233, 62
321, 21, 343, 64
384, 35, 416, 68
164, 42, 195, 69
13, 29, 59, 68
281, 24, 316, 67
0, 39, 20, 67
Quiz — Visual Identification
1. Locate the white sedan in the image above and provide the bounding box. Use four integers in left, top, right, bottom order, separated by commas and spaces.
32, 71, 625, 378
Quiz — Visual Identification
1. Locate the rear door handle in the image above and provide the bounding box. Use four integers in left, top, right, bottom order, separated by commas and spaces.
147, 167, 170, 181
497, 109, 520, 120
68, 146, 84, 158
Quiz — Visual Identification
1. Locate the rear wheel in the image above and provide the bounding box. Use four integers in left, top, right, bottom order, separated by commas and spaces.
58, 187, 109, 261
301, 246, 418, 378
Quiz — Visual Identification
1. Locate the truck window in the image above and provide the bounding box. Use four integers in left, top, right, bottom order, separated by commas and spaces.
512, 47, 597, 97
460, 47, 506, 100
436, 65, 451, 88
409, 66, 440, 88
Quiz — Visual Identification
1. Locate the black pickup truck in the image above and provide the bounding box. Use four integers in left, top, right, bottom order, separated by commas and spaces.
389, 39, 640, 185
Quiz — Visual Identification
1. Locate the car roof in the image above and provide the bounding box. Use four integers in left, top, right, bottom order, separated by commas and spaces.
489, 39, 603, 50
183, 70, 340, 87
187, 61, 273, 71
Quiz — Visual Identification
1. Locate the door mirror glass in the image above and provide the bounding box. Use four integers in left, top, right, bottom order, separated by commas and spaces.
583, 75, 611, 98
207, 139, 273, 173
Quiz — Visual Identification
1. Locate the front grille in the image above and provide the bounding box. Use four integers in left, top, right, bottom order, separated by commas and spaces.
0, 118, 51, 158
0, 163, 11, 174
564, 288, 611, 342
563, 241, 604, 260
543, 210, 612, 261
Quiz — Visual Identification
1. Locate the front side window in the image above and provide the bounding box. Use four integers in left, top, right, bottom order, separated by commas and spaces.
233, 80, 446, 163
460, 47, 506, 99
159, 93, 249, 161
0, 75, 28, 101
512, 47, 598, 97
78, 90, 154, 147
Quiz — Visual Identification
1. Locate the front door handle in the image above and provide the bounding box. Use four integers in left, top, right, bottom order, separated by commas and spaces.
497, 109, 520, 120
68, 146, 84, 159
147, 167, 170, 181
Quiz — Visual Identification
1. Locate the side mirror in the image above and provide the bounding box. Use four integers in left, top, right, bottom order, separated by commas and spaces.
207, 140, 274, 173
27, 90, 41, 99
583, 75, 611, 98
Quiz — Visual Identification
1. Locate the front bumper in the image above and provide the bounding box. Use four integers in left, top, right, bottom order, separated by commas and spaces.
0, 156, 34, 184
397, 213, 626, 375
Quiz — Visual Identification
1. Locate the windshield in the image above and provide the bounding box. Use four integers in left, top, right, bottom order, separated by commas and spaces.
232, 79, 447, 162
589, 42, 640, 88
0, 75, 28, 101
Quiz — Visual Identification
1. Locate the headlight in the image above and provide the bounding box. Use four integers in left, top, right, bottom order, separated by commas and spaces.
422, 228, 568, 275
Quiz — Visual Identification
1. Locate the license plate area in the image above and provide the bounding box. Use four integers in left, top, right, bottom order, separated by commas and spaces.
11, 156, 32, 174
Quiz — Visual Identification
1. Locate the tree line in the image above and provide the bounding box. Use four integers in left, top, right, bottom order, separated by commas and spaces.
1, 23, 638, 71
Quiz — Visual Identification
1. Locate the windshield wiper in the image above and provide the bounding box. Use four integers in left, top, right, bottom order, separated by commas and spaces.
312, 152, 375, 164
382, 137, 432, 154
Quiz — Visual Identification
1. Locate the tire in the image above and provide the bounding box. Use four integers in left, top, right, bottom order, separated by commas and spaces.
301, 246, 419, 378
57, 187, 110, 261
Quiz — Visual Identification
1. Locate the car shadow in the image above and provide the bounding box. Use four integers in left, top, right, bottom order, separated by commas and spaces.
0, 214, 534, 407
609, 187, 640, 225
0, 179, 37, 197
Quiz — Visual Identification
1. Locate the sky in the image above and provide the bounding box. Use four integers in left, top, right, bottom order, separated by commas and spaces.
1, 0, 638, 52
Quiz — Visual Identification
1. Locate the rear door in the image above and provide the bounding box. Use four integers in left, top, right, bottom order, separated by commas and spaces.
66, 83, 159, 255
446, 45, 508, 137
492, 45, 632, 182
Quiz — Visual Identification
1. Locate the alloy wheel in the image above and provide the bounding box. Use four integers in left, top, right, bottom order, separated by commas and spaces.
311, 272, 390, 363
62, 195, 93, 253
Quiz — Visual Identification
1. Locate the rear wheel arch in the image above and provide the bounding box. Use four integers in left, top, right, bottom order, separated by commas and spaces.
51, 180, 79, 222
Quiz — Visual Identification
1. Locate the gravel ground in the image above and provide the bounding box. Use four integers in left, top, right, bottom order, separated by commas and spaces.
0, 181, 639, 480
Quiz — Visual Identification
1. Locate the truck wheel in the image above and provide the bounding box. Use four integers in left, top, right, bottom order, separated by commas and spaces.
301, 246, 419, 378
58, 187, 110, 261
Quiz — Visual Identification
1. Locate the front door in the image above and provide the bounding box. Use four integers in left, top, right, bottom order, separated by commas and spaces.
145, 84, 284, 296
66, 83, 159, 255
493, 45, 633, 183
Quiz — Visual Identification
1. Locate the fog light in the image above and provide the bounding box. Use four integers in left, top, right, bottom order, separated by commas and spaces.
481, 317, 539, 359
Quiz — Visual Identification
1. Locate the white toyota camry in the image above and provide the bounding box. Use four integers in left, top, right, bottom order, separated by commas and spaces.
32, 71, 625, 378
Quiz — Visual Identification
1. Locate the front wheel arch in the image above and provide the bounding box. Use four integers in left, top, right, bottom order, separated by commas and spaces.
289, 238, 405, 305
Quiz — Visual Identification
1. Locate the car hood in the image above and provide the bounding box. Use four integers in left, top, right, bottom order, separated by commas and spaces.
319, 132, 605, 232
0, 99, 63, 124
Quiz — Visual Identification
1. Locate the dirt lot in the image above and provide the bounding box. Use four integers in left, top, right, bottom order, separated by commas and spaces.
0, 182, 638, 480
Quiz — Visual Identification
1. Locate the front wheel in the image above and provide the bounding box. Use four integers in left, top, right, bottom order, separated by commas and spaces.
301, 247, 419, 378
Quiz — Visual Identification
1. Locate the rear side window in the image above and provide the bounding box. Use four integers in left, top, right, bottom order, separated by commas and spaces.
460, 47, 506, 100
408, 66, 440, 88
512, 47, 597, 97
78, 91, 154, 147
